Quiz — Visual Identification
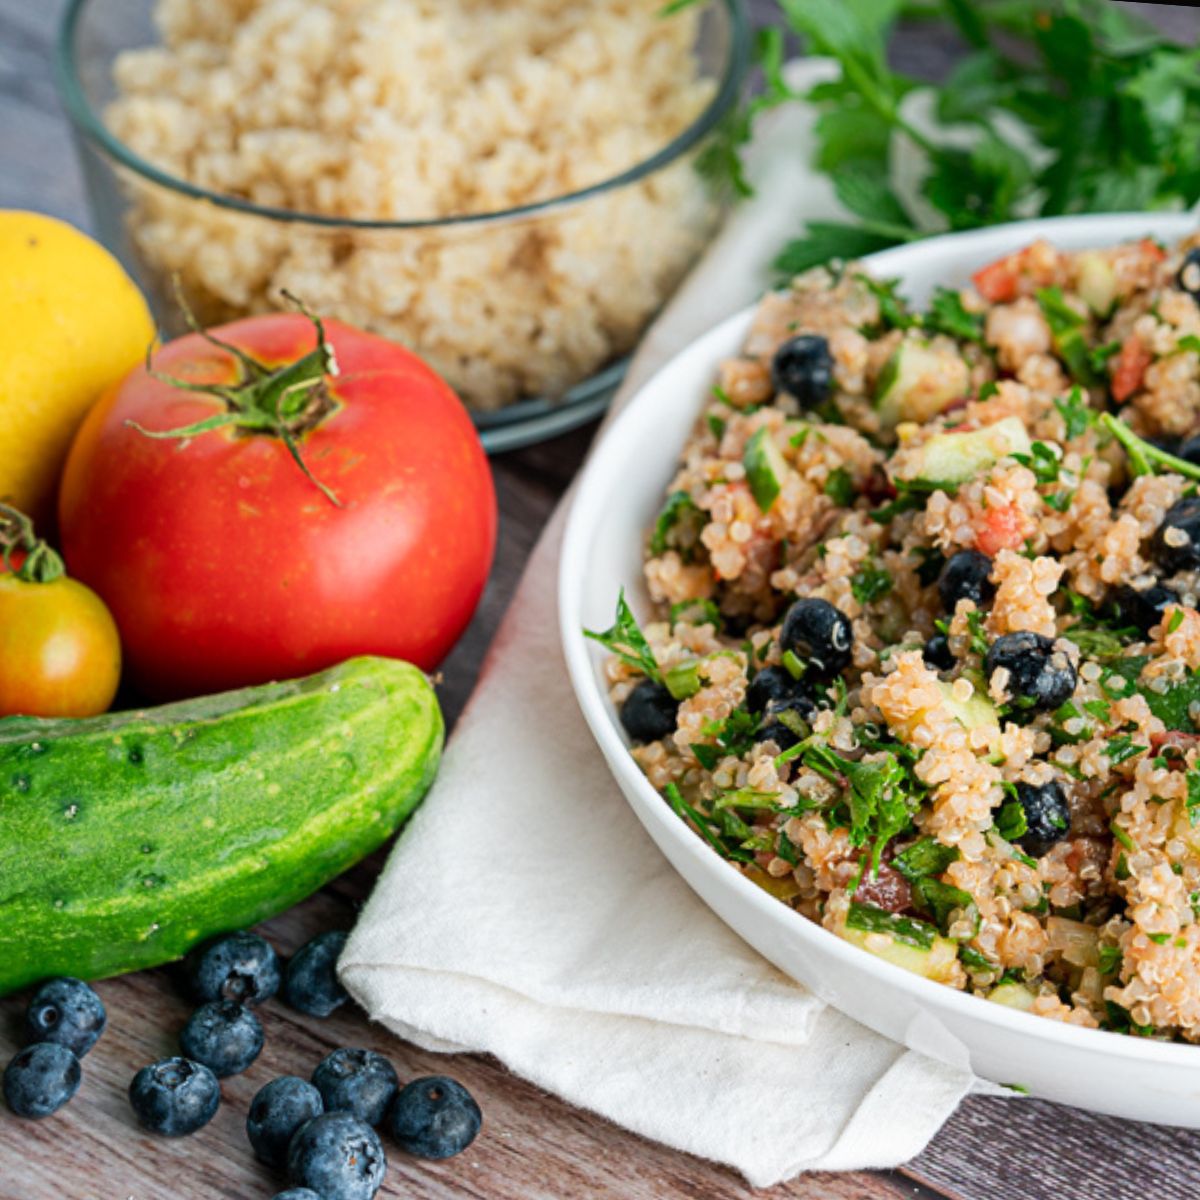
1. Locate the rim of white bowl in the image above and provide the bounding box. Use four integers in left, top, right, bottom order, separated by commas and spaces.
560, 210, 1200, 1070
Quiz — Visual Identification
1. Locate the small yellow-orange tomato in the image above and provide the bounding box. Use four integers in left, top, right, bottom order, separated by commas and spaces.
0, 573, 121, 718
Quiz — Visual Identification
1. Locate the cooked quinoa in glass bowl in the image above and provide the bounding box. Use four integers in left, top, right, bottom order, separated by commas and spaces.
56, 0, 748, 449
586, 228, 1200, 1041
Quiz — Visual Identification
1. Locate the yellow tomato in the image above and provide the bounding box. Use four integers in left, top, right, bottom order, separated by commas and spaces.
0, 211, 155, 521
0, 572, 121, 718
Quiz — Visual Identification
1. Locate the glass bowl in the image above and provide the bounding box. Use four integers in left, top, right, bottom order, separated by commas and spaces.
56, 0, 750, 452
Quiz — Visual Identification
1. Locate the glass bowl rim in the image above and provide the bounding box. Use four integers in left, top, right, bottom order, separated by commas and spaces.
55, 0, 751, 232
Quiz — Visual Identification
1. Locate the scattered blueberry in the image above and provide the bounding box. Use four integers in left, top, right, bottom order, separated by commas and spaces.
287, 1111, 386, 1200
1176, 434, 1200, 466
746, 665, 812, 715
248, 1076, 326, 1168
771, 334, 835, 409
938, 550, 995, 613
184, 931, 281, 1006
985, 632, 1077, 713
922, 632, 955, 671
1107, 582, 1179, 636
752, 720, 801, 752
312, 1048, 399, 1128
1011, 780, 1072, 857
271, 1191, 323, 1200
179, 1000, 264, 1078
1176, 247, 1200, 300
283, 931, 350, 1018
618, 679, 678, 743
3, 1043, 81, 1119
24, 977, 106, 1058
129, 1056, 220, 1137
1152, 496, 1200, 573
388, 1075, 482, 1160
779, 598, 853, 680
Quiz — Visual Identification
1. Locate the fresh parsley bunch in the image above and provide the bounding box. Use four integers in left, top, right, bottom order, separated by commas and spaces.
689, 0, 1200, 274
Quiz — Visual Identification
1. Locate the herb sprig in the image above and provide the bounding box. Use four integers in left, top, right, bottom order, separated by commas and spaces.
682, 0, 1200, 272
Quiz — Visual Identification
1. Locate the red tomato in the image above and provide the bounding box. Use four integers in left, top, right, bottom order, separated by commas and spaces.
975, 503, 1026, 557
971, 258, 1020, 304
1111, 334, 1153, 403
59, 314, 496, 699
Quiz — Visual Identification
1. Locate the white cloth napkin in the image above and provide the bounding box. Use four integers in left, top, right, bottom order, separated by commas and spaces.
341, 63, 987, 1188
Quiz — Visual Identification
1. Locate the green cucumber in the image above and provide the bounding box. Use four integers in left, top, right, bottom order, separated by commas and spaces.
1075, 252, 1117, 317
743, 427, 789, 513
894, 416, 1032, 490
0, 656, 442, 995
875, 340, 968, 428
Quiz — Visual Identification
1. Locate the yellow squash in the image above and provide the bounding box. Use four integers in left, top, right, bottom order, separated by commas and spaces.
0, 211, 155, 519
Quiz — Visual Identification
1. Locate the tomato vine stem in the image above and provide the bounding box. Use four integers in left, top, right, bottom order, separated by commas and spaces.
0, 504, 65, 584
126, 288, 345, 507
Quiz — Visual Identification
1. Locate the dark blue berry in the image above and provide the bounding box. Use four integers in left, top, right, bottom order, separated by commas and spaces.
771, 335, 835, 409
753, 721, 801, 751
271, 1192, 322, 1200
179, 1001, 263, 1078
1176, 247, 1200, 300
922, 633, 955, 671
985, 632, 1077, 712
619, 679, 678, 743
1152, 497, 1200, 573
780, 598, 853, 679
283, 932, 350, 1018
312, 1048, 398, 1128
248, 1076, 325, 1168
746, 665, 814, 716
1176, 434, 1200, 466
129, 1056, 220, 1137
388, 1075, 481, 1160
184, 931, 280, 1006
24, 977, 106, 1058
1012, 780, 1072, 857
938, 550, 995, 613
3, 1043, 81, 1119
287, 1112, 386, 1200
1107, 583, 1179, 636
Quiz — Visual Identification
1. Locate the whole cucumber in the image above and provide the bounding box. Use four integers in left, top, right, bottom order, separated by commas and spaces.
0, 656, 442, 994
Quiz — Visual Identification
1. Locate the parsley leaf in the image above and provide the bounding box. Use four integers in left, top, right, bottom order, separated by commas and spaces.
924, 286, 986, 344
1054, 386, 1096, 439
584, 590, 660, 681
649, 491, 703, 558
850, 560, 893, 606
824, 467, 857, 507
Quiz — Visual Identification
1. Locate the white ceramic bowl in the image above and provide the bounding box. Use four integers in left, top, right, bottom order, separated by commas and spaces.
560, 212, 1200, 1122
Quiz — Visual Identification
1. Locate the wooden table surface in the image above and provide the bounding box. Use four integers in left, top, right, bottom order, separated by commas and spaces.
4, 3, 1200, 1197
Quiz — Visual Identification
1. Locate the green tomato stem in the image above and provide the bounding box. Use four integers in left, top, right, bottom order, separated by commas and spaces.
127, 290, 343, 507
0, 503, 65, 584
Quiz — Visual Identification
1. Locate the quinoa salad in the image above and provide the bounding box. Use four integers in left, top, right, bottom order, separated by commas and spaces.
587, 232, 1200, 1040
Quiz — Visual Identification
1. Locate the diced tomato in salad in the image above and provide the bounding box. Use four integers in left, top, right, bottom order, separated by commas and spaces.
1111, 335, 1153, 403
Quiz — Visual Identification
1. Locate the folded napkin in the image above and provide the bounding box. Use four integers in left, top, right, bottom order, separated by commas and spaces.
341, 62, 988, 1188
